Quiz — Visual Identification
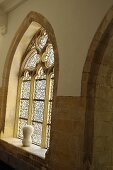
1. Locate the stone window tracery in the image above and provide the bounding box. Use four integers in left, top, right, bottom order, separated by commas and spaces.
15, 28, 54, 149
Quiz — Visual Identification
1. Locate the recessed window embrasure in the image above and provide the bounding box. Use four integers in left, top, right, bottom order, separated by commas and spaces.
14, 28, 54, 149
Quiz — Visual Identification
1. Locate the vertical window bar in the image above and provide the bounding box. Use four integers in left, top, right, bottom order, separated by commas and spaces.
14, 77, 23, 137
28, 77, 35, 124
15, 28, 55, 149
41, 73, 51, 148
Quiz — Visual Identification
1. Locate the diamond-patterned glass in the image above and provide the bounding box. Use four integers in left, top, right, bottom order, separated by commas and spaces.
21, 81, 31, 99
49, 78, 54, 100
19, 100, 29, 119
25, 53, 40, 70
17, 119, 27, 139
42, 44, 54, 67
32, 101, 44, 122
32, 122, 42, 145
34, 80, 46, 100
36, 30, 48, 51
17, 28, 55, 148
47, 102, 52, 124
46, 125, 51, 148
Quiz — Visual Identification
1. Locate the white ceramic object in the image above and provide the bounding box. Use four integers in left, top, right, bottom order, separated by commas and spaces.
22, 125, 34, 147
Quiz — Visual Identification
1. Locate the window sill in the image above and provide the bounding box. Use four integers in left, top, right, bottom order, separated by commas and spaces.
0, 137, 47, 168
1, 137, 46, 159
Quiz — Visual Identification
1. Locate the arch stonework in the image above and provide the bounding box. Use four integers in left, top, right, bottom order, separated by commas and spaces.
0, 11, 59, 135
82, 5, 113, 170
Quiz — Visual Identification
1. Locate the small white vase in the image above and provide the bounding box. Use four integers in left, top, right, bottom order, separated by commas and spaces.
22, 125, 34, 147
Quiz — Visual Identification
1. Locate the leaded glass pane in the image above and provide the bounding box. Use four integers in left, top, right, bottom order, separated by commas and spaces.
47, 102, 52, 124
49, 78, 54, 100
19, 100, 29, 118
21, 81, 31, 99
42, 44, 54, 67
32, 101, 44, 122
36, 30, 48, 51
17, 119, 27, 139
46, 125, 51, 148
32, 122, 42, 145
16, 28, 55, 148
34, 80, 46, 100
25, 53, 40, 70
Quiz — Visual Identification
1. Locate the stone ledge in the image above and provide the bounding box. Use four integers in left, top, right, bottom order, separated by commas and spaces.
0, 137, 47, 169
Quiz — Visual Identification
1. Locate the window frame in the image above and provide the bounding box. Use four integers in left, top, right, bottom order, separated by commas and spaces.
14, 28, 55, 149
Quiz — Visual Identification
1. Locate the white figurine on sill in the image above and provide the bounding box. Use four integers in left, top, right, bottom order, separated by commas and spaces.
22, 125, 34, 147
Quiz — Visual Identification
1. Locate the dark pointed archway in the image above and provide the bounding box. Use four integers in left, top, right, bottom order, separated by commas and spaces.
82, 6, 113, 169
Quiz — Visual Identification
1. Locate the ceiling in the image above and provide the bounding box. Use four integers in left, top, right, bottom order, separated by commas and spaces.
0, 0, 27, 13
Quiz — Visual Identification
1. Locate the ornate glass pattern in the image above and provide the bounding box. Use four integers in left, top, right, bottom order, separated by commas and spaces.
16, 27, 55, 149
36, 30, 48, 51
25, 53, 40, 70
47, 101, 52, 124
21, 81, 31, 99
34, 80, 46, 100
32, 101, 44, 122
17, 119, 27, 139
46, 125, 51, 148
49, 78, 54, 100
32, 122, 42, 145
19, 100, 29, 118
42, 44, 54, 67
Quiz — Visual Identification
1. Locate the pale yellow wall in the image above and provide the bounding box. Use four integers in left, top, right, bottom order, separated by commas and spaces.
0, 0, 113, 96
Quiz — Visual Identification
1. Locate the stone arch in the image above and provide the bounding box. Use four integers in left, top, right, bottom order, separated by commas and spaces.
82, 6, 113, 169
0, 11, 59, 137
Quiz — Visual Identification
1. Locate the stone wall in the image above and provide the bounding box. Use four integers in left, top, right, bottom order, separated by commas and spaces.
1, 5, 113, 170
82, 5, 113, 170
48, 96, 85, 170
0, 139, 43, 170
0, 96, 85, 170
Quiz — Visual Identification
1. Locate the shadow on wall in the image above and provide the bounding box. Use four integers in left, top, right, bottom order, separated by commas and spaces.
82, 5, 113, 170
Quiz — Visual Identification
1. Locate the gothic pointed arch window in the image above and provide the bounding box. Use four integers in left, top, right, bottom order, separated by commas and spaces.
14, 28, 54, 149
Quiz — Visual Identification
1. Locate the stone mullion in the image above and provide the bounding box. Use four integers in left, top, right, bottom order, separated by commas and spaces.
14, 77, 23, 137
41, 74, 50, 148
28, 77, 34, 124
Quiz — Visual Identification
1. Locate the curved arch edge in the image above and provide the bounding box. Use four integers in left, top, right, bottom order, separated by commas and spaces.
0, 11, 59, 135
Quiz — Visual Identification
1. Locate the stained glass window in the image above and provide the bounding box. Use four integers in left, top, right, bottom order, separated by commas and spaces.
42, 44, 54, 67
21, 81, 30, 99
32, 101, 44, 122
17, 119, 27, 139
25, 53, 40, 70
32, 122, 42, 145
15, 27, 55, 149
36, 30, 48, 51
34, 80, 46, 100
19, 100, 29, 119
46, 125, 51, 148
49, 78, 54, 100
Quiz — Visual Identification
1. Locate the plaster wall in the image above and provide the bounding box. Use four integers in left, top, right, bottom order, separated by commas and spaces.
0, 0, 113, 96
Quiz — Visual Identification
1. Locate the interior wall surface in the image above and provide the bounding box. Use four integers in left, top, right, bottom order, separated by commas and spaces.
82, 5, 113, 170
0, 1, 113, 170
0, 0, 113, 96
